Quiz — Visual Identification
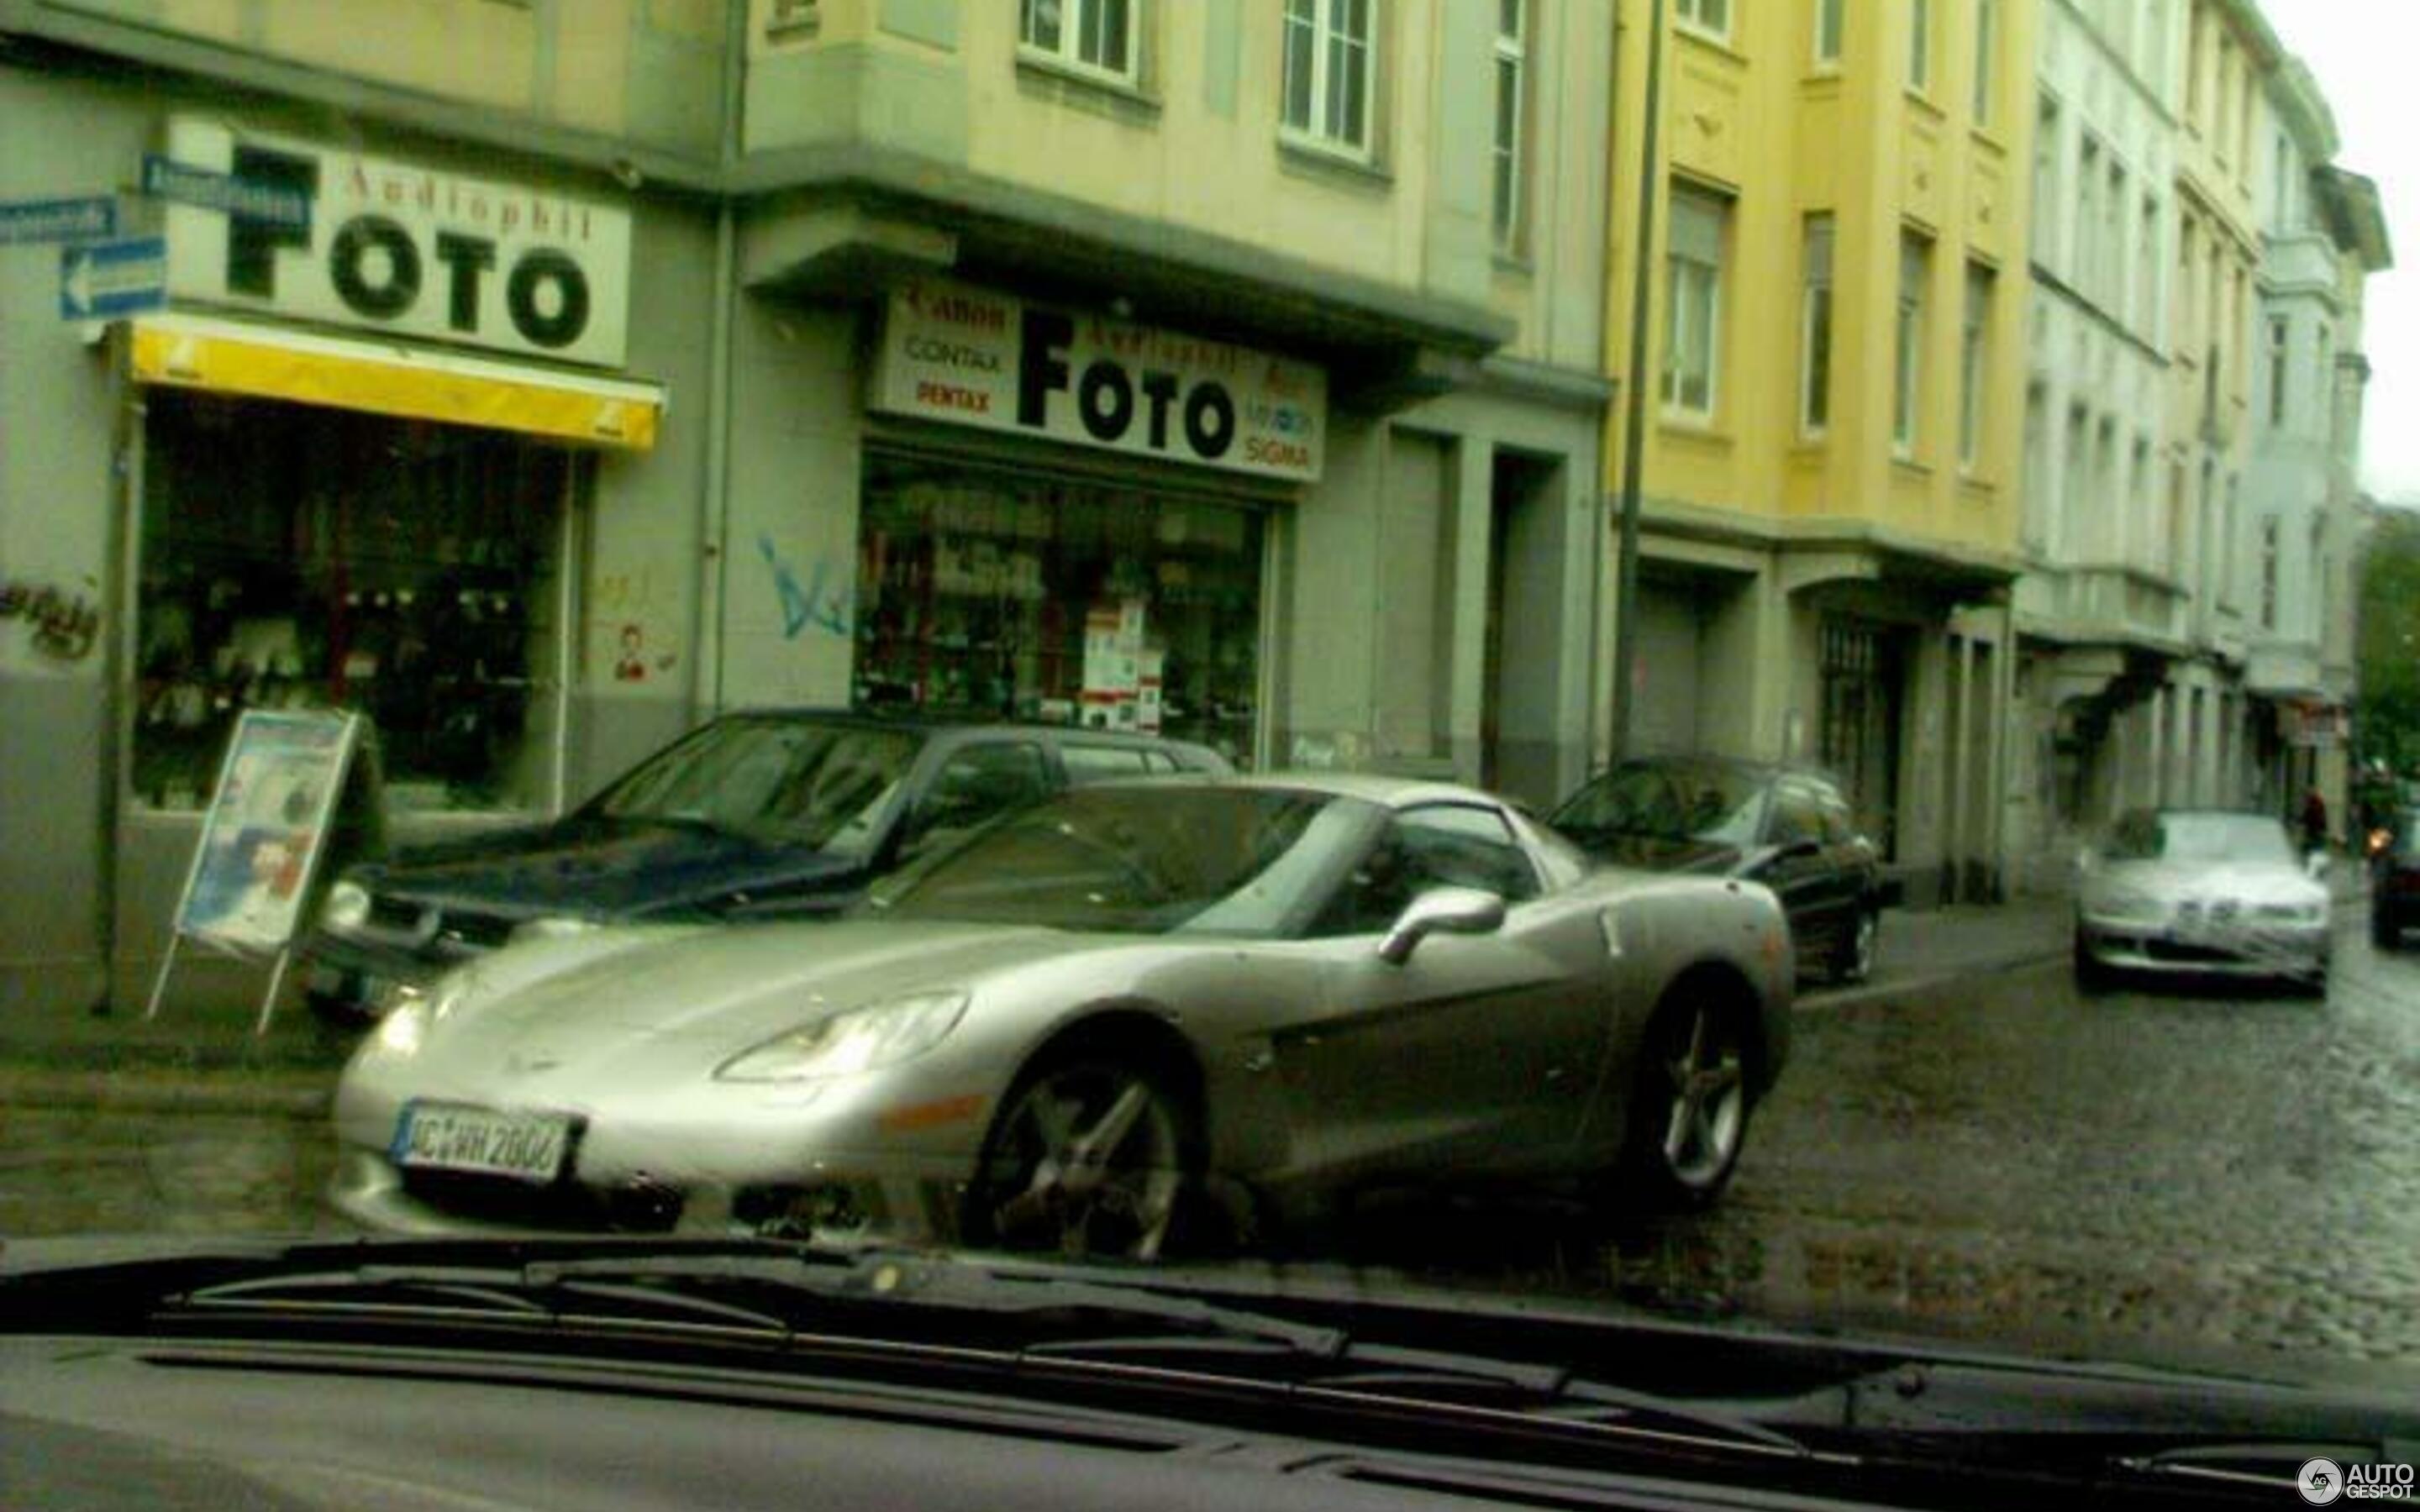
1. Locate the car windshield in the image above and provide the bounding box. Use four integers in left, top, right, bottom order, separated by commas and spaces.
1549, 762, 1765, 846
2106, 812, 2300, 866
19, 0, 2420, 1469
587, 720, 921, 853
876, 786, 1365, 937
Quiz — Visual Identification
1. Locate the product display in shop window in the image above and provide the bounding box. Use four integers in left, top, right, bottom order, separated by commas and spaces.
852, 454, 1264, 767
134, 391, 570, 814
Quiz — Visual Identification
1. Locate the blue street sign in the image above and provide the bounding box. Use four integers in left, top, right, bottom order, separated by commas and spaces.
140, 155, 312, 232
60, 236, 166, 320
0, 195, 118, 247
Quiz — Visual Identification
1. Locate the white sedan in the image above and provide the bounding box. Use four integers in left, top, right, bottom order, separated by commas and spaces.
2073, 809, 2333, 994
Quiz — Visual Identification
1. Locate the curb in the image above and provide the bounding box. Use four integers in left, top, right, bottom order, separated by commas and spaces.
1798, 948, 2066, 1011
0, 1068, 333, 1120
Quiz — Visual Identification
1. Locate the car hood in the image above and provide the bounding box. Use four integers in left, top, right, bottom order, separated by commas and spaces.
406, 921, 1105, 1078
2085, 859, 2325, 908
356, 816, 865, 919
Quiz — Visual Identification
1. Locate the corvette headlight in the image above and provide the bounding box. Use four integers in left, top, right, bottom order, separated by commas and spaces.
321, 879, 372, 932
715, 991, 971, 1084
369, 975, 474, 1058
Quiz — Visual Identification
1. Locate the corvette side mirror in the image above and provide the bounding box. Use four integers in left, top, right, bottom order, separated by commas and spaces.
1379, 886, 1505, 966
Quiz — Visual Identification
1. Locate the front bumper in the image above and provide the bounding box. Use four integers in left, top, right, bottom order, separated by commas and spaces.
2076, 916, 2330, 978
301, 931, 469, 1019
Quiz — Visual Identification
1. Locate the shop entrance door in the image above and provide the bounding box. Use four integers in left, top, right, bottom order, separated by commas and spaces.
1818, 617, 1905, 860
1480, 450, 1567, 808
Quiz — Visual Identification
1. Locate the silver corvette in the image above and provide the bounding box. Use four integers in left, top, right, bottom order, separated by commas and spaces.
2074, 808, 2333, 993
334, 774, 1795, 1257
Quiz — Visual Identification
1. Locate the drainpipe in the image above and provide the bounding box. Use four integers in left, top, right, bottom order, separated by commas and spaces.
1607, 0, 1667, 765
696, 0, 747, 719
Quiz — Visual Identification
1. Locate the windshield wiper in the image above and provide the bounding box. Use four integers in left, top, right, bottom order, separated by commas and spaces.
13, 1239, 1822, 1464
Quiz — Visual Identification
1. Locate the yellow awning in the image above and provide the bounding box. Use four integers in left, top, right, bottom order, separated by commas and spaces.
129, 312, 662, 450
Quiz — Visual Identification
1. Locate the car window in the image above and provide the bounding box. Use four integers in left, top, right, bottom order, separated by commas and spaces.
1766, 785, 1825, 849
1311, 804, 1539, 937
1817, 791, 1855, 845
1552, 761, 1765, 847
1062, 744, 1154, 785
589, 719, 922, 853
907, 742, 1052, 853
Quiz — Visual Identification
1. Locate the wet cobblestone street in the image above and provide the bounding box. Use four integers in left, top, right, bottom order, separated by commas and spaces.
7, 908, 2418, 1373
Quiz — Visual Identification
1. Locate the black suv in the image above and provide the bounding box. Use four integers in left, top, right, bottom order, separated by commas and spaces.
1545, 756, 1885, 984
302, 710, 1229, 1018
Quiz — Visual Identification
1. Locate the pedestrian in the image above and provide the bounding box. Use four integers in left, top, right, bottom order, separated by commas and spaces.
2300, 786, 2329, 858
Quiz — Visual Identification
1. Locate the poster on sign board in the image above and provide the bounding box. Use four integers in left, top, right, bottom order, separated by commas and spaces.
171, 710, 360, 955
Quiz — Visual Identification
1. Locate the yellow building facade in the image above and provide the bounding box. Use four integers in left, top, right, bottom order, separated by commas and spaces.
1603, 0, 2036, 903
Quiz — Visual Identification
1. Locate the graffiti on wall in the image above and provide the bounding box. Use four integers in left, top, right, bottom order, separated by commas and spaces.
757, 534, 853, 640
0, 575, 102, 662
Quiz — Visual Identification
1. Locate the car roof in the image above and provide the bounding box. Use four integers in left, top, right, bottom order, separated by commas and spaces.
711, 706, 1215, 749
1585, 753, 1847, 788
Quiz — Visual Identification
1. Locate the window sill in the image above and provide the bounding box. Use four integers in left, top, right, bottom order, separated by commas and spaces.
1673, 24, 1747, 66
1660, 414, 1733, 448
1903, 87, 1944, 123
1802, 66, 1843, 90
1891, 453, 1931, 478
1491, 249, 1535, 277
1969, 123, 2005, 154
1277, 134, 1392, 189
1015, 53, 1160, 118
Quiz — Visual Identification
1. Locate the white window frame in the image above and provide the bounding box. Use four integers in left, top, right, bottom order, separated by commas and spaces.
1675, 0, 1729, 44
1959, 260, 1991, 471
1812, 0, 1842, 66
1894, 232, 1929, 456
1800, 213, 1835, 436
1018, 0, 1139, 84
1663, 185, 1726, 420
1281, 0, 1378, 160
1491, 0, 1527, 250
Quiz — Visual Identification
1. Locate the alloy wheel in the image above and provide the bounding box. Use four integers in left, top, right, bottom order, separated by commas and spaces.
972, 1060, 1190, 1261
1655, 1002, 1748, 1191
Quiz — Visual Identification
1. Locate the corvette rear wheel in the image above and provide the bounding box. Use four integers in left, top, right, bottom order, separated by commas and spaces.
1618, 992, 1751, 1210
964, 1057, 1198, 1261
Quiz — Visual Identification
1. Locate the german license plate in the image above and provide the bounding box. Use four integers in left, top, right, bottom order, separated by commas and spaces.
394, 1103, 571, 1184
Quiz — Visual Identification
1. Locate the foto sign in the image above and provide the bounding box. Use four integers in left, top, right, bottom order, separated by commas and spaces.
872, 279, 1326, 482
160, 118, 632, 367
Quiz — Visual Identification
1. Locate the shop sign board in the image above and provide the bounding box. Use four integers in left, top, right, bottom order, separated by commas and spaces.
0, 195, 117, 246
2286, 701, 2348, 749
169, 710, 360, 956
160, 118, 633, 368
872, 279, 1325, 482
59, 237, 166, 320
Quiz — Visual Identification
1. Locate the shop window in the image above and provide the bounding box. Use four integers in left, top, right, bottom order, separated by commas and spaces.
134, 392, 571, 815
855, 453, 1264, 769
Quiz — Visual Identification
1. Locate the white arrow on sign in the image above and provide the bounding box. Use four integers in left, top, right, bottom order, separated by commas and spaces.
64, 251, 93, 316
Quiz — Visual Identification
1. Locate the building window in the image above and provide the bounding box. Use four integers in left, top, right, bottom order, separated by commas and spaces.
2316, 322, 2333, 411
2075, 138, 2100, 295
1676, 0, 1728, 43
1800, 213, 1835, 435
1019, 0, 1136, 81
1491, 0, 1527, 249
2102, 159, 2125, 307
1894, 231, 1929, 454
1960, 261, 1992, 470
2185, 3, 2203, 127
2136, 194, 2160, 333
1972, 0, 1996, 122
1663, 184, 1726, 418
2267, 316, 2290, 428
134, 393, 573, 815
2259, 514, 2280, 630
2032, 95, 2060, 264
1813, 0, 1843, 66
1282, 0, 1376, 157
1907, 0, 1931, 93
